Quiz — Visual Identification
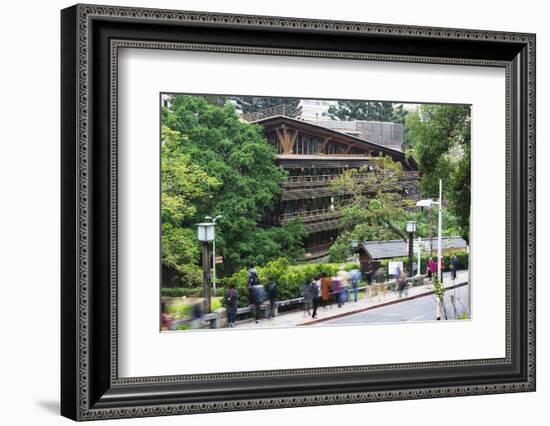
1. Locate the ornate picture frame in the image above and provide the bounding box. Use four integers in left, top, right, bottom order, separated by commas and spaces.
61, 4, 535, 420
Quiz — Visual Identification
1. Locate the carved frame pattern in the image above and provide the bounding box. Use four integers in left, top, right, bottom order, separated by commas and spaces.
61, 4, 536, 421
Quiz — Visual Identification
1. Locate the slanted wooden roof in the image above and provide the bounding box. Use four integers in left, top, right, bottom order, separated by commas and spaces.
253, 115, 418, 170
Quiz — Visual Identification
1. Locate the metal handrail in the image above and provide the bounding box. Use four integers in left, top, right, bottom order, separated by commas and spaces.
242, 104, 301, 122
280, 207, 341, 221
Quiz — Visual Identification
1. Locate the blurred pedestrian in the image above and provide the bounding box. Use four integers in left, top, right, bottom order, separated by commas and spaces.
374, 266, 386, 284
191, 302, 203, 329
362, 261, 374, 286
427, 257, 436, 279
302, 280, 314, 316
251, 283, 264, 324
225, 283, 239, 327
450, 255, 459, 280
266, 277, 277, 319
337, 266, 350, 305
310, 277, 320, 318
332, 275, 344, 308
160, 298, 174, 331
349, 268, 361, 302
320, 272, 332, 309
397, 270, 408, 298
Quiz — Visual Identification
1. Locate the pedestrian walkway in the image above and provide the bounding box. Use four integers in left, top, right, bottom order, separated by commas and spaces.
233, 270, 468, 329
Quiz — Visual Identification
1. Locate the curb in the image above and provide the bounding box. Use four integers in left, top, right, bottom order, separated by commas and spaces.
298, 281, 468, 326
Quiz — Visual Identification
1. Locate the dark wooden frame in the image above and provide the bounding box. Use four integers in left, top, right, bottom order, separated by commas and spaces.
61, 3, 536, 421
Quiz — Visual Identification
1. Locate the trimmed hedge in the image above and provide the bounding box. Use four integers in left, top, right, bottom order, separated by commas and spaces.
161, 287, 203, 298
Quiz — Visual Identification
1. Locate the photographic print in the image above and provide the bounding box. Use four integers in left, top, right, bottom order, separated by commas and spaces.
160, 94, 472, 331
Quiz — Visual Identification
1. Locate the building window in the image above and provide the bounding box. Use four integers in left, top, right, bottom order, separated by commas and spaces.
293, 133, 321, 155
324, 142, 347, 155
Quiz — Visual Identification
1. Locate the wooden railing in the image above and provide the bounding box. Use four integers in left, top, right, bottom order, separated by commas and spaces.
279, 207, 341, 223
305, 241, 334, 254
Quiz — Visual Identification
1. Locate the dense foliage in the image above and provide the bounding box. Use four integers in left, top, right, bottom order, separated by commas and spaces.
161, 96, 307, 286
407, 104, 471, 242
328, 100, 395, 122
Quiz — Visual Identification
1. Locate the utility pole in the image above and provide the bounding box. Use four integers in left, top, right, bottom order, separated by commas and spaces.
205, 215, 222, 295
436, 179, 443, 320
406, 221, 416, 277
429, 207, 433, 258
438, 179, 443, 284
417, 236, 422, 276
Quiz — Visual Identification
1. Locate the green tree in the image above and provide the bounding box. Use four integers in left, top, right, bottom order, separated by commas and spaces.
162, 95, 307, 275
407, 104, 471, 241
391, 104, 409, 124
161, 126, 222, 287
328, 101, 394, 122
332, 156, 416, 238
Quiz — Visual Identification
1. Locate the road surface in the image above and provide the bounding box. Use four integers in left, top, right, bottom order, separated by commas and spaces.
318, 284, 470, 326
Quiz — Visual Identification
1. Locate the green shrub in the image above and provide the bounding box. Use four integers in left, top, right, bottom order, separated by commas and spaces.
219, 258, 360, 305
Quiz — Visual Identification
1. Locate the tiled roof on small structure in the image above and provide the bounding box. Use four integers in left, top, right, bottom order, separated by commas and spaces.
357, 236, 466, 259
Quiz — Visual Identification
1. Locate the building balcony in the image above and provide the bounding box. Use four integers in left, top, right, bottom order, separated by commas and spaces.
242, 104, 301, 122
280, 171, 419, 200
265, 207, 343, 232
304, 241, 334, 259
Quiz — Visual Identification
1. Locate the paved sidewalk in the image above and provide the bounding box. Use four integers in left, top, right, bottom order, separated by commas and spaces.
233, 270, 469, 329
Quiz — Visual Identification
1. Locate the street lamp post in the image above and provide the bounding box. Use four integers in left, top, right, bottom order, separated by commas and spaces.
197, 222, 215, 314
406, 221, 416, 277
416, 179, 444, 319
205, 215, 222, 294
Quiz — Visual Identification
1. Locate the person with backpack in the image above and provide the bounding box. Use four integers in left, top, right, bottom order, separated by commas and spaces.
320, 272, 332, 309
247, 268, 259, 295
247, 268, 263, 323
225, 283, 239, 327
